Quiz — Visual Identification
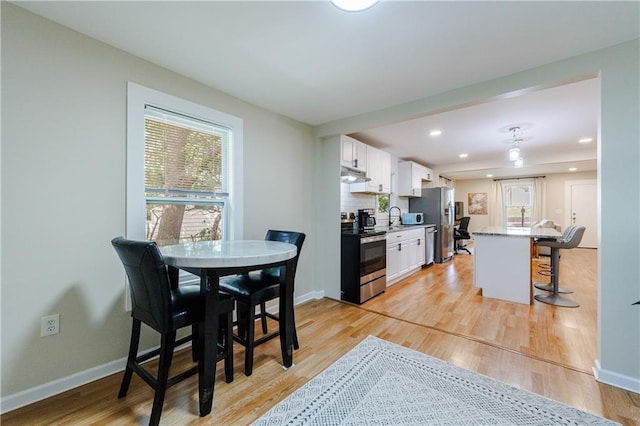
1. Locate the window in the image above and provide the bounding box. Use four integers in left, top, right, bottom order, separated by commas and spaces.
127, 83, 243, 245
144, 106, 228, 246
503, 182, 533, 227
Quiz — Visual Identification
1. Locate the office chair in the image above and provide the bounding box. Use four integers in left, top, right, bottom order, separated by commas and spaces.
454, 216, 471, 254
111, 237, 234, 426
219, 230, 305, 376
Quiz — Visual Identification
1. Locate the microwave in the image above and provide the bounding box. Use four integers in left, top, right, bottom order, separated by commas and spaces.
402, 212, 424, 225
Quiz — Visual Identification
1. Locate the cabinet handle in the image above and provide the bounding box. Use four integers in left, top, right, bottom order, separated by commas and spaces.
418, 238, 421, 245
378, 184, 383, 192
398, 243, 402, 251
353, 158, 358, 168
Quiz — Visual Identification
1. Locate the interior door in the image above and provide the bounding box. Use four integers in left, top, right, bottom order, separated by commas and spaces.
566, 180, 597, 248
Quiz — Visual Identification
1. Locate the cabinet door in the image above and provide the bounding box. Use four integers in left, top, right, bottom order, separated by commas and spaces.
379, 149, 391, 193
341, 135, 366, 171
365, 146, 391, 194
415, 236, 425, 266
386, 244, 399, 283
398, 242, 410, 276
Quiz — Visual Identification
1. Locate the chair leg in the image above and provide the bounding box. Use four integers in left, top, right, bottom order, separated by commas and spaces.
223, 311, 234, 383
260, 302, 268, 334
191, 323, 201, 363
119, 319, 141, 398
149, 331, 176, 426
292, 308, 299, 350
236, 301, 248, 341
244, 301, 257, 376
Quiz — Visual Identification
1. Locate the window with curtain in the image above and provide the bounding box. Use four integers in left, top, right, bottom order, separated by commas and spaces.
503, 181, 534, 227
144, 106, 229, 246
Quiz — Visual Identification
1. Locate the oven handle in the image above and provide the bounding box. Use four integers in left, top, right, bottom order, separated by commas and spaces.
360, 234, 387, 244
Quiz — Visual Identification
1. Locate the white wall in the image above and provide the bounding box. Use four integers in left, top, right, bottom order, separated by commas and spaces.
1, 3, 315, 403
453, 171, 598, 233
315, 40, 640, 393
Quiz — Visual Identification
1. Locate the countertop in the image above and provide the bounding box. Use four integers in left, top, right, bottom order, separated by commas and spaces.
376, 223, 436, 234
473, 226, 561, 238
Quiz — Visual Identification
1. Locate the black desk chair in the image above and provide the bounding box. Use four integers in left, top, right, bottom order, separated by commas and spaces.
454, 216, 471, 254
111, 237, 234, 426
219, 230, 305, 376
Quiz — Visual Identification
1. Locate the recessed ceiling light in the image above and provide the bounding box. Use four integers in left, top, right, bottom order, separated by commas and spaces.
486, 174, 493, 178
578, 138, 593, 143
459, 153, 468, 158
330, 0, 378, 12
429, 130, 442, 137
569, 167, 578, 172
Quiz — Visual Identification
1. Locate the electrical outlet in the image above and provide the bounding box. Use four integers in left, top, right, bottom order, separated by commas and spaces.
41, 314, 60, 337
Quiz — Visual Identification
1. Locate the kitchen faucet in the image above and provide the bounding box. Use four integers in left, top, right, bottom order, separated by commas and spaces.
388, 206, 402, 227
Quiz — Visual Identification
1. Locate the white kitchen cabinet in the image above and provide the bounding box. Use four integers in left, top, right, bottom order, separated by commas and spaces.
350, 144, 391, 194
398, 161, 432, 197
340, 135, 367, 172
386, 243, 400, 283
386, 227, 426, 285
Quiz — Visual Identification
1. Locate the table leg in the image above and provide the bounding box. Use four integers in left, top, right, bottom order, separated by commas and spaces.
197, 271, 220, 417
279, 258, 296, 368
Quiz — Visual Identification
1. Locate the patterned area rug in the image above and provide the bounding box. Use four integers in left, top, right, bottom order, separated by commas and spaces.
253, 336, 617, 425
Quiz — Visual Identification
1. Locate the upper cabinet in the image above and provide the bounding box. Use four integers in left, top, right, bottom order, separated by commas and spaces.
398, 161, 433, 197
347, 141, 391, 194
341, 135, 367, 172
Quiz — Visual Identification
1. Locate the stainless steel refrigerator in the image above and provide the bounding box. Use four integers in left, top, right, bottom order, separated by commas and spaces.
409, 187, 455, 263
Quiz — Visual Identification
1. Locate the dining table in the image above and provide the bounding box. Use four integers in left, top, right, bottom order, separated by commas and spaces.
160, 239, 298, 417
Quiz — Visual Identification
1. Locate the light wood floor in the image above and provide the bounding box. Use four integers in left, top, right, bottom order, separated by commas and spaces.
3, 248, 639, 425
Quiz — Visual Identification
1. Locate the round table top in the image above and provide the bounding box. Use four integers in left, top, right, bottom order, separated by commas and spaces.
160, 239, 297, 268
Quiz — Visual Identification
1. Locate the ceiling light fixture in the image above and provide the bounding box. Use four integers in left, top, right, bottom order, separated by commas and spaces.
459, 153, 468, 158
508, 127, 521, 161
514, 157, 524, 168
569, 167, 578, 172
330, 0, 379, 12
429, 130, 442, 137
578, 137, 593, 143
486, 174, 493, 178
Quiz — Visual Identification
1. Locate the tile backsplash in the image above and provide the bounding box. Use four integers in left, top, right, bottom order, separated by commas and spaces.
340, 182, 409, 226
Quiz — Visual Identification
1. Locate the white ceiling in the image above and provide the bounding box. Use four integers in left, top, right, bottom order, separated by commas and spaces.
14, 1, 639, 180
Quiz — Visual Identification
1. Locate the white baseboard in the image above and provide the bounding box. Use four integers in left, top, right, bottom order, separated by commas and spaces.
1, 357, 127, 414
593, 359, 640, 394
0, 291, 325, 414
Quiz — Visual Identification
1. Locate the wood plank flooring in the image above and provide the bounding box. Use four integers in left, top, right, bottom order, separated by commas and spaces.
3, 248, 639, 425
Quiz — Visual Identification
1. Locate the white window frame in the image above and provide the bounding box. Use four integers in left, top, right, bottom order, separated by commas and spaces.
126, 82, 243, 242
502, 180, 534, 228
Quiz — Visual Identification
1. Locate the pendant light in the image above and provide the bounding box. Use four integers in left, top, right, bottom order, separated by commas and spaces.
330, 0, 379, 12
508, 126, 524, 166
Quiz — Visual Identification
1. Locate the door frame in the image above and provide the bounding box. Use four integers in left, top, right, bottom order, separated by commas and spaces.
564, 179, 597, 247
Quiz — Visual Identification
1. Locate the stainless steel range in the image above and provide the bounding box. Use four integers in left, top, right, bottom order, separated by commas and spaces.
340, 212, 387, 304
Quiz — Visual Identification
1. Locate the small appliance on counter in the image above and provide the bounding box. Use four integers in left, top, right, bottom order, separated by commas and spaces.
402, 212, 424, 225
357, 208, 377, 232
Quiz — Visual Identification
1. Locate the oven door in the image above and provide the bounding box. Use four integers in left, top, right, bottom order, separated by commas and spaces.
360, 234, 387, 283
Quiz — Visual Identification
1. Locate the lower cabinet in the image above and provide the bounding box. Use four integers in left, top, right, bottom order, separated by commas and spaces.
386, 228, 426, 285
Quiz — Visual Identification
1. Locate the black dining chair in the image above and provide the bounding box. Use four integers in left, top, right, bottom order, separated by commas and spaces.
219, 230, 306, 376
111, 237, 234, 426
454, 216, 472, 254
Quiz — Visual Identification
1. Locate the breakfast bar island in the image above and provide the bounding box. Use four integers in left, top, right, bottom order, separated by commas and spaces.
473, 226, 561, 305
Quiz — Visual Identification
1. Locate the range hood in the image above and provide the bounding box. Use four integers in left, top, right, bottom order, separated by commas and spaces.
340, 166, 371, 183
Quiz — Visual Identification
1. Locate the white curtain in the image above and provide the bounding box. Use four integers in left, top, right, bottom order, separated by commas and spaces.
532, 177, 546, 224
489, 180, 504, 227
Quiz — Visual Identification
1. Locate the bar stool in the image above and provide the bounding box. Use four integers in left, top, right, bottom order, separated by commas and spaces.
534, 222, 573, 294
534, 225, 586, 308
